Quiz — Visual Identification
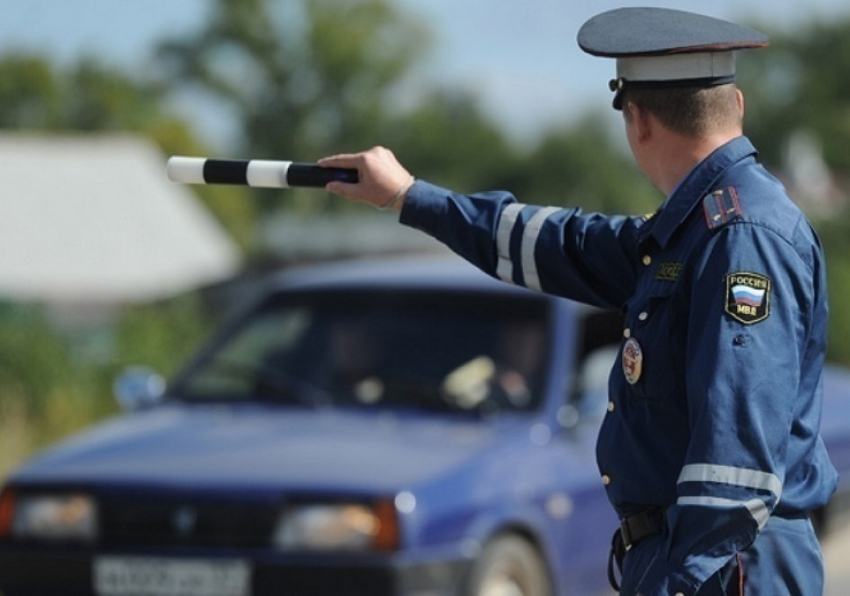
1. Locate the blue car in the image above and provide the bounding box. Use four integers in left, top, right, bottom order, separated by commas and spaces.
0, 257, 847, 596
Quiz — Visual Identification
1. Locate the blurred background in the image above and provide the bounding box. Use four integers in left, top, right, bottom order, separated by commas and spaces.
2, 0, 850, 481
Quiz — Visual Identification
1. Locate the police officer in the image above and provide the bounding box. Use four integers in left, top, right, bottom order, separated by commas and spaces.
319, 8, 838, 595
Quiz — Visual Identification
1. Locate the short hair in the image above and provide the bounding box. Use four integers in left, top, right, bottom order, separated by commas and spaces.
622, 83, 741, 138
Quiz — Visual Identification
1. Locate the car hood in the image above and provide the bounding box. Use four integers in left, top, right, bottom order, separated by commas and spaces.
11, 403, 531, 494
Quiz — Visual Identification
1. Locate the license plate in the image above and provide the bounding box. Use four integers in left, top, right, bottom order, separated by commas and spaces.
93, 556, 251, 596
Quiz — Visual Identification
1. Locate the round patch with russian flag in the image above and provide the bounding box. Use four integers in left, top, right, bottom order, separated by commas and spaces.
725, 272, 771, 324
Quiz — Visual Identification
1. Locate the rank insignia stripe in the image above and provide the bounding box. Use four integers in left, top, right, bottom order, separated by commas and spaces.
725, 271, 771, 324
703, 187, 743, 230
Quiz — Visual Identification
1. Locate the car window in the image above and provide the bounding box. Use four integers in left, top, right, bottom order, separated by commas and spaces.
172, 289, 552, 415
570, 309, 623, 418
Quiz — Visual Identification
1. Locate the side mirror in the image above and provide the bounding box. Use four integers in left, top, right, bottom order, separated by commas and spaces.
113, 366, 166, 412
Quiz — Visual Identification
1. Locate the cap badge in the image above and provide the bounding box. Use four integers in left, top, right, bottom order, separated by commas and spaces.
609, 78, 625, 92
622, 337, 643, 385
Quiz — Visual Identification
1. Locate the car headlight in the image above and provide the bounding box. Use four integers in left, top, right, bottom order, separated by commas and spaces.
3, 491, 97, 542
272, 499, 398, 552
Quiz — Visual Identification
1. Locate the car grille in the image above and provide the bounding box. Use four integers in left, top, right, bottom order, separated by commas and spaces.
98, 496, 278, 548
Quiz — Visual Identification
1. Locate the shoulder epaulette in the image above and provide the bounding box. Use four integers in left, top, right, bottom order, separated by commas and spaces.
703, 186, 743, 230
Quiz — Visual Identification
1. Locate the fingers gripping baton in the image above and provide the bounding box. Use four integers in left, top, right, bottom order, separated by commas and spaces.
166, 156, 359, 188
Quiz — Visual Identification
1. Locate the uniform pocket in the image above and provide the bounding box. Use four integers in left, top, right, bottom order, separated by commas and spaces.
621, 283, 682, 404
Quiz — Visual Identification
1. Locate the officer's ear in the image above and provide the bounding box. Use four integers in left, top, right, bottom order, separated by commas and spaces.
625, 101, 653, 145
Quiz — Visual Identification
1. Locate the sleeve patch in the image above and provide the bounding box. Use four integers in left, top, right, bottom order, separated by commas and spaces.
725, 272, 771, 324
703, 187, 743, 230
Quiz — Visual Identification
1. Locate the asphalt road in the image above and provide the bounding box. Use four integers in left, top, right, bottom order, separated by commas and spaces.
824, 522, 850, 595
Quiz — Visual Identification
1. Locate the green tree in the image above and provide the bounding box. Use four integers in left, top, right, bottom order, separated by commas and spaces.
0, 303, 78, 415
737, 18, 850, 366
113, 295, 212, 377
741, 19, 850, 172
0, 53, 167, 134
518, 114, 659, 214
156, 0, 428, 181
0, 55, 62, 128
380, 90, 523, 194
819, 220, 850, 365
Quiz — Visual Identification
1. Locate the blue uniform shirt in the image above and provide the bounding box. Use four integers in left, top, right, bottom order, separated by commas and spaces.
399, 136, 837, 594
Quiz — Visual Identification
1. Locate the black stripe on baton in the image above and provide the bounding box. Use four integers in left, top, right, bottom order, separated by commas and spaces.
203, 159, 250, 185
287, 164, 359, 187
200, 159, 358, 187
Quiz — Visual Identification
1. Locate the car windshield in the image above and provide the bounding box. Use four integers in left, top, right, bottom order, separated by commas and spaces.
172, 289, 552, 415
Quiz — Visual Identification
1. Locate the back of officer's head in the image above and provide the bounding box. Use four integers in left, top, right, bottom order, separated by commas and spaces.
577, 8, 768, 139
621, 84, 743, 139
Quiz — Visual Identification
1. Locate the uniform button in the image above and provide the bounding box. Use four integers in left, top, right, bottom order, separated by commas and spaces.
623, 328, 631, 338
642, 255, 652, 266
601, 474, 611, 486
638, 312, 648, 321
607, 401, 615, 412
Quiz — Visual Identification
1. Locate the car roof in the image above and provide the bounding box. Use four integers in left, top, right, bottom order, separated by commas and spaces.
264, 255, 555, 299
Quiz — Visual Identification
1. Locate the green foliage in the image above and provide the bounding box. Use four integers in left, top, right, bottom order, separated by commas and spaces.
0, 53, 159, 132
740, 19, 850, 172
0, 55, 61, 128
381, 90, 523, 193
63, 58, 163, 132
736, 18, 850, 367
518, 114, 659, 214
154, 0, 429, 218
156, 0, 428, 163
0, 303, 82, 415
0, 303, 110, 476
112, 294, 213, 378
0, 295, 214, 479
814, 219, 850, 365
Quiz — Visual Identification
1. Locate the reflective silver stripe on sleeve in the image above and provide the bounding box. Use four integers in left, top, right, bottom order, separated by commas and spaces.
676, 496, 771, 529
496, 204, 524, 284
520, 207, 561, 291
677, 464, 783, 501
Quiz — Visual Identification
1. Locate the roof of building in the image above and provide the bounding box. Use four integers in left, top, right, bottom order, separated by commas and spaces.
0, 134, 240, 304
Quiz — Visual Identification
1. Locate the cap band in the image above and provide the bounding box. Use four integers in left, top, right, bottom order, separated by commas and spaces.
616, 51, 735, 83
609, 73, 737, 110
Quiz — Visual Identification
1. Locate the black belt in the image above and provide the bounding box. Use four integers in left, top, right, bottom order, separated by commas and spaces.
620, 507, 665, 551
608, 507, 666, 592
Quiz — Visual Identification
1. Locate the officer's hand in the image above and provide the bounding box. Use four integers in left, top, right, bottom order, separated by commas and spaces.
319, 147, 414, 211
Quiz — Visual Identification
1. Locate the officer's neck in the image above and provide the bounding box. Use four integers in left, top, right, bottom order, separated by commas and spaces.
649, 126, 743, 196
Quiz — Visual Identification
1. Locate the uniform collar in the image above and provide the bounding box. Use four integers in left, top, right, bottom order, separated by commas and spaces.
639, 136, 758, 248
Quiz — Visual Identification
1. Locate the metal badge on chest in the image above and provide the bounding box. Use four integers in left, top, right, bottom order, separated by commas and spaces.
622, 337, 643, 385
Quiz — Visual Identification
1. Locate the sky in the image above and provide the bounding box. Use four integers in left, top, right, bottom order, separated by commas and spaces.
2, 0, 850, 145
